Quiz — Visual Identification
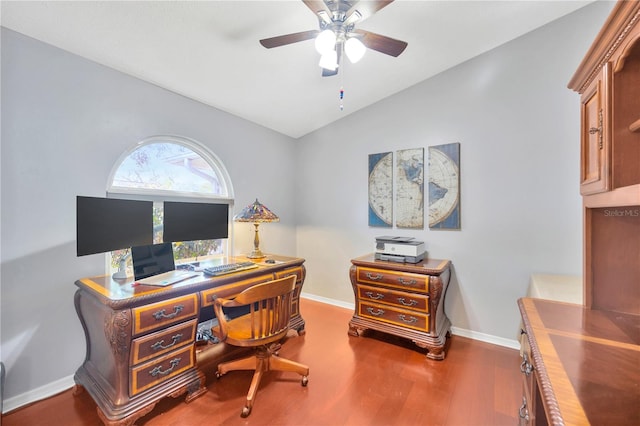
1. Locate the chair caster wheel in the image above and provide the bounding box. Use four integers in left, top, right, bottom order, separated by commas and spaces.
302, 375, 308, 387
241, 406, 251, 418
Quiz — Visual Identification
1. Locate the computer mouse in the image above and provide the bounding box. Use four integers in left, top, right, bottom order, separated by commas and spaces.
265, 259, 276, 264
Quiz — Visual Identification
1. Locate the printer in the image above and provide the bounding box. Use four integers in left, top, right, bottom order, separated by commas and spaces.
375, 236, 426, 263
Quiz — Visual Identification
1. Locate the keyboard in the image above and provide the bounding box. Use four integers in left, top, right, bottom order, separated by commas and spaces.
203, 261, 259, 277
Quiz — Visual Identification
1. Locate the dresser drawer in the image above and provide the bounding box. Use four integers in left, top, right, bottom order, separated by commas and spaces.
200, 274, 273, 307
130, 345, 194, 396
132, 294, 198, 336
355, 267, 429, 292
357, 284, 429, 313
358, 301, 430, 332
131, 319, 197, 365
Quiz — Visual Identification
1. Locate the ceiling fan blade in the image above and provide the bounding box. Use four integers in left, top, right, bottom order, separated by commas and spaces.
345, 0, 394, 24
259, 30, 320, 49
322, 67, 338, 77
302, 0, 332, 16
353, 29, 407, 57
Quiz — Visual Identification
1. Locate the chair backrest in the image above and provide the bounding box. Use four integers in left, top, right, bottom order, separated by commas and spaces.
213, 275, 297, 345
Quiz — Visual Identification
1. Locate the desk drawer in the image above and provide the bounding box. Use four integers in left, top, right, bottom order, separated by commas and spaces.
358, 301, 430, 332
130, 345, 194, 396
131, 320, 197, 365
355, 267, 429, 292
357, 284, 429, 313
275, 266, 304, 283
200, 274, 273, 307
133, 294, 198, 336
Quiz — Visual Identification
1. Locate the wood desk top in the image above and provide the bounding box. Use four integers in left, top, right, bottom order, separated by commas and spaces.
75, 254, 305, 306
518, 298, 640, 425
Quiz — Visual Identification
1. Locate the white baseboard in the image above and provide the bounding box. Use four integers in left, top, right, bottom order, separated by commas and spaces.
3, 375, 75, 414
4, 294, 518, 413
300, 293, 521, 350
450, 326, 520, 350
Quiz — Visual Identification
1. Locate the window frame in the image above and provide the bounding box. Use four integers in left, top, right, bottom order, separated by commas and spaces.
105, 135, 235, 272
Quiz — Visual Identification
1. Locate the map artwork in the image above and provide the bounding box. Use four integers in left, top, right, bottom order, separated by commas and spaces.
428, 143, 460, 229
368, 152, 393, 227
395, 148, 424, 229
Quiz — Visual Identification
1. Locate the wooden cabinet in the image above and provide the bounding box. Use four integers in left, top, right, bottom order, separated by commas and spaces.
567, 1, 640, 315
74, 256, 305, 426
579, 63, 610, 195
348, 255, 451, 360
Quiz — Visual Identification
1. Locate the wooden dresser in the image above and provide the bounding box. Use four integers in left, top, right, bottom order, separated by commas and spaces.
348, 254, 451, 360
73, 255, 305, 426
518, 2, 640, 424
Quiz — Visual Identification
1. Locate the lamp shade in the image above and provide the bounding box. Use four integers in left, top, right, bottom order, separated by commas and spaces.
315, 29, 336, 54
345, 37, 366, 63
233, 199, 279, 223
318, 50, 338, 71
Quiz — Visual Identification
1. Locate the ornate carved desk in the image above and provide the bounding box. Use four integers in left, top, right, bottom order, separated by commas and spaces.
348, 254, 451, 360
73, 255, 305, 426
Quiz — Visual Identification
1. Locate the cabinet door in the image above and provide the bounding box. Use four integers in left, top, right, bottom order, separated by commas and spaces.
580, 64, 610, 195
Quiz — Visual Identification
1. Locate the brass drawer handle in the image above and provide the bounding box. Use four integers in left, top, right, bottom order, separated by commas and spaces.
518, 397, 529, 421
150, 333, 183, 351
397, 278, 417, 286
520, 354, 533, 376
365, 272, 384, 281
365, 291, 384, 300
152, 305, 184, 320
149, 358, 181, 377
366, 307, 385, 316
397, 298, 418, 307
398, 314, 418, 324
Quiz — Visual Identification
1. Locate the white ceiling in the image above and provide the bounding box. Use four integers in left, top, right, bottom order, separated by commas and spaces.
1, 0, 593, 138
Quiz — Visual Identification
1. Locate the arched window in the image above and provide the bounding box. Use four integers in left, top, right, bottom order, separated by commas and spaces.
107, 135, 234, 273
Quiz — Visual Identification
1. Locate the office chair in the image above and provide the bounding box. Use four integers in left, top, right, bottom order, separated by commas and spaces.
211, 275, 309, 418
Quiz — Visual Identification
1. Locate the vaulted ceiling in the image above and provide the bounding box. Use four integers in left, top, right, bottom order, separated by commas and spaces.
1, 1, 593, 138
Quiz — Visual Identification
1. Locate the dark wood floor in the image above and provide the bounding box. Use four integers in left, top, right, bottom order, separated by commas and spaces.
2, 298, 522, 425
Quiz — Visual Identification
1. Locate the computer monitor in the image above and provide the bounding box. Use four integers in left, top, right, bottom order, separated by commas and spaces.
163, 201, 229, 243
131, 242, 175, 280
76, 196, 153, 256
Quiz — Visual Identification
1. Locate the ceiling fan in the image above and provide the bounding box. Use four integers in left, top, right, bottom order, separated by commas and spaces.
259, 0, 408, 77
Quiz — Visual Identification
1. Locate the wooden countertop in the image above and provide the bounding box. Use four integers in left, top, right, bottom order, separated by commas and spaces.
518, 298, 640, 425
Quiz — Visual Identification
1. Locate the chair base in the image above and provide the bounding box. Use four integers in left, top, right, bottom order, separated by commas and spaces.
216, 344, 309, 418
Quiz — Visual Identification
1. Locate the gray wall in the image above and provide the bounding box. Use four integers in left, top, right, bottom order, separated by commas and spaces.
295, 2, 612, 340
1, 27, 298, 404
0, 0, 614, 409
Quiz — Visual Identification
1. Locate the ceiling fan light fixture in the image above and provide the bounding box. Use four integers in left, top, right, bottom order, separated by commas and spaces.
345, 37, 366, 63
315, 29, 336, 54
318, 50, 338, 71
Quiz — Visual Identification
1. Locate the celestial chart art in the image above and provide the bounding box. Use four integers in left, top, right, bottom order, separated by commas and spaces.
395, 148, 424, 229
368, 152, 393, 227
428, 143, 460, 229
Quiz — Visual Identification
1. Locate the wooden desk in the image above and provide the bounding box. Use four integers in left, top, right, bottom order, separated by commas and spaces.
73, 255, 305, 426
518, 298, 640, 425
348, 254, 451, 360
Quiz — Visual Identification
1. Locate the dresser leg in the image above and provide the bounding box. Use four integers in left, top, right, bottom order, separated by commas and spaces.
414, 341, 446, 360
348, 322, 365, 337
